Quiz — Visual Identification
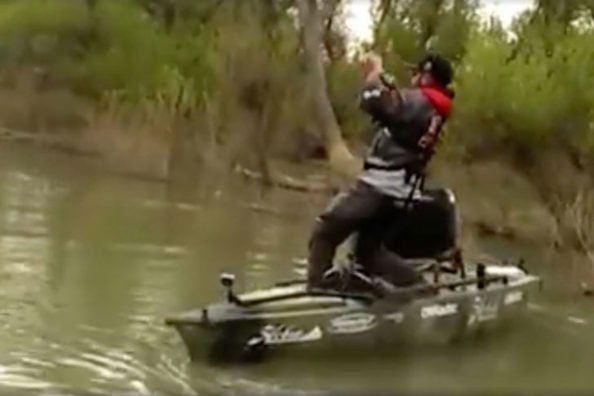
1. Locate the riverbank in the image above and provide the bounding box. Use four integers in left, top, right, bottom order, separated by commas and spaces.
0, 0, 592, 282
2, 126, 594, 295
0, 67, 592, 286
0, 128, 579, 244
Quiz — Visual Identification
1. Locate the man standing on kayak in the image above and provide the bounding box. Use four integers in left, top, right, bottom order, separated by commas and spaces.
306, 52, 455, 290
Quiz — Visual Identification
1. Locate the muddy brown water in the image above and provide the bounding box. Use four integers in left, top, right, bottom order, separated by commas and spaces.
0, 141, 592, 395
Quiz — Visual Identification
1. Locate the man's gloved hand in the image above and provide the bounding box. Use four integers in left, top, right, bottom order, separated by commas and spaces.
379, 72, 397, 90
418, 132, 437, 152
418, 114, 444, 154
360, 52, 385, 85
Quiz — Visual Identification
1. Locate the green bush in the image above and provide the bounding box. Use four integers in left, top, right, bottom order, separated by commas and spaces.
0, 0, 217, 107
0, 0, 592, 173
326, 59, 367, 142
449, 23, 594, 164
75, 1, 175, 98
0, 0, 90, 64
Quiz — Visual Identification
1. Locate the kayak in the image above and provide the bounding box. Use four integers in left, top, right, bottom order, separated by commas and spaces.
165, 187, 542, 362
165, 258, 542, 363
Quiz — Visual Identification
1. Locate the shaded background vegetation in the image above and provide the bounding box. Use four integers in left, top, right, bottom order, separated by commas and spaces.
0, 0, 593, 261
0, 1, 592, 167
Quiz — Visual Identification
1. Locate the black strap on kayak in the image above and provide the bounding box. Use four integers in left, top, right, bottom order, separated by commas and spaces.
402, 157, 428, 211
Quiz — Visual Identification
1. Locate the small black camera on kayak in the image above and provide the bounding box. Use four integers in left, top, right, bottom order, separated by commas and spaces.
220, 273, 243, 305
220, 272, 235, 288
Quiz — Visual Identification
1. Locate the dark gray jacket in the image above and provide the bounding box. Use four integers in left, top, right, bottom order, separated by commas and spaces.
359, 79, 451, 175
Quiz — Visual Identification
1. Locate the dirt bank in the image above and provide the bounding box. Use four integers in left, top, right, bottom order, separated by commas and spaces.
0, 125, 556, 241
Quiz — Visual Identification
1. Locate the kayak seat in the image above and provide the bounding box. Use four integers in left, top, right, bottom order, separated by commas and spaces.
382, 188, 458, 260
321, 261, 437, 296
401, 247, 460, 274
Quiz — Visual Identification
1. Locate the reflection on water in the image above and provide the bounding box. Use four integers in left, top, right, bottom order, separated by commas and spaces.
0, 142, 592, 394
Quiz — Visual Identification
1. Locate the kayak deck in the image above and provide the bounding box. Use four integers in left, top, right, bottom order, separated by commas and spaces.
164, 263, 542, 362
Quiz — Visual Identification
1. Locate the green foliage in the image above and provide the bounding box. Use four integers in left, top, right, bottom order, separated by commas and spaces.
0, 0, 90, 63
0, 0, 219, 108
75, 1, 176, 98
371, 0, 594, 172
373, 0, 478, 67
0, 0, 593, 171
451, 22, 594, 163
326, 60, 367, 141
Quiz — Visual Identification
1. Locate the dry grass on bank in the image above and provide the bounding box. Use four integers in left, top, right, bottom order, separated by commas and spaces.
80, 105, 172, 180
0, 70, 88, 134
558, 188, 594, 271
431, 158, 559, 245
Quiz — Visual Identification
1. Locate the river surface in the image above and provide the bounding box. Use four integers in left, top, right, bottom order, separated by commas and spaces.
0, 142, 593, 395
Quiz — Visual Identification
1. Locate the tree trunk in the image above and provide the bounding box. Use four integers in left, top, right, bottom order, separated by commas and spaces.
321, 0, 347, 61
297, 0, 359, 181
322, 0, 340, 61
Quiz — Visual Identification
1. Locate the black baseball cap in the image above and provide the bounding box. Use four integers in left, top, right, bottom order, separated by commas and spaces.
412, 53, 454, 87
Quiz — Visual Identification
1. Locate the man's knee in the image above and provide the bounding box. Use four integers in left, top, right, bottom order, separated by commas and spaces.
361, 247, 417, 284
309, 214, 348, 248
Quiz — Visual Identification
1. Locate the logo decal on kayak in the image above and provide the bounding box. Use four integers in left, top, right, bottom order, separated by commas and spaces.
384, 312, 405, 324
468, 294, 499, 325
421, 303, 458, 319
327, 313, 377, 334
261, 324, 322, 345
504, 290, 523, 305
